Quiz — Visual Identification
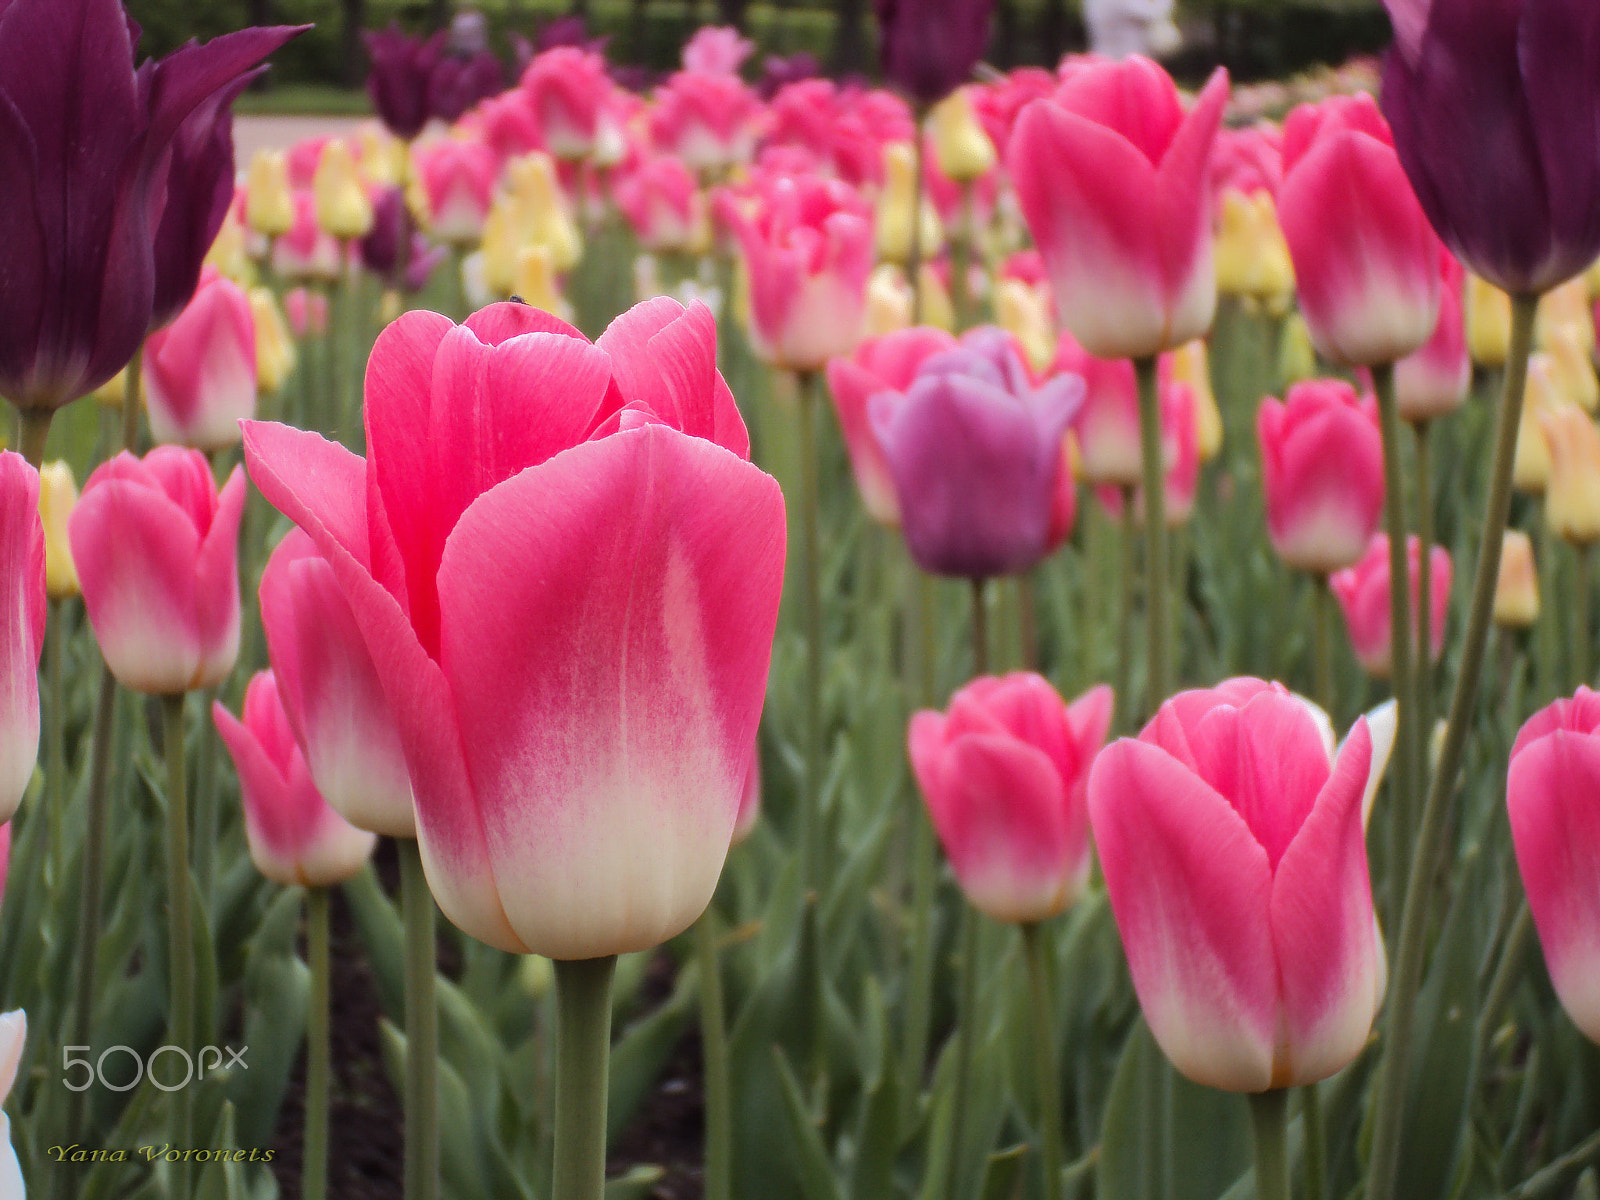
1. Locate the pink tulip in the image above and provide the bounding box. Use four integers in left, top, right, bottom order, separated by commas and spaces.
0, 454, 44, 825
242, 298, 785, 959
285, 287, 330, 339
650, 70, 762, 174
214, 670, 378, 887
1210, 123, 1283, 200
1009, 58, 1229, 359
616, 157, 704, 254
260, 529, 413, 838
971, 69, 1057, 170
1395, 254, 1470, 422
415, 139, 497, 246
1329, 534, 1452, 678
471, 89, 547, 165
1507, 688, 1600, 1043
68, 447, 244, 695
716, 173, 874, 370
825, 326, 959, 525
1258, 380, 1385, 574
910, 674, 1113, 923
1057, 337, 1186, 489
1278, 94, 1442, 367
272, 191, 343, 283
1095, 376, 1198, 527
682, 26, 755, 75
142, 268, 257, 451
1089, 678, 1393, 1091
731, 750, 761, 847
519, 46, 618, 160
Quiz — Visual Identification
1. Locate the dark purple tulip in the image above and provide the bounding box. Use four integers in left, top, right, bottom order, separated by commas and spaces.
1380, 0, 1600, 296
427, 49, 504, 124
869, 327, 1083, 579
363, 24, 445, 141
759, 52, 820, 101
0, 0, 303, 415
873, 0, 995, 106
358, 187, 444, 295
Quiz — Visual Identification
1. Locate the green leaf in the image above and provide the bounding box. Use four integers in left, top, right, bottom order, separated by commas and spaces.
774, 1046, 844, 1200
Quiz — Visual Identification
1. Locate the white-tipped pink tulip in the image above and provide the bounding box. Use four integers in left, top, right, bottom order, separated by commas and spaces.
214, 671, 378, 887
142, 268, 258, 451
68, 447, 243, 695
0, 1010, 23, 1198
0, 455, 43, 825
260, 529, 413, 838
1089, 678, 1394, 1092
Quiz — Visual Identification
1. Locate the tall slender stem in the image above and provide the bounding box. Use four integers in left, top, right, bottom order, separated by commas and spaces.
1248, 1089, 1290, 1200
1414, 420, 1435, 735
950, 184, 973, 330
695, 912, 731, 1200
162, 692, 195, 1199
901, 567, 938, 1113
1116, 495, 1136, 731
1536, 515, 1560, 700
1372, 363, 1419, 862
123, 345, 143, 455
971, 577, 988, 676
192, 686, 221, 915
552, 955, 618, 1200
303, 886, 331, 1200
944, 904, 981, 1200
1302, 1082, 1326, 1200
1021, 922, 1063, 1200
400, 839, 440, 1200
1366, 291, 1541, 1200
1475, 900, 1532, 1060
1134, 355, 1170, 713
18, 408, 52, 468
1571, 540, 1592, 689
908, 108, 927, 326
797, 369, 823, 894
1312, 574, 1335, 720
45, 598, 65, 888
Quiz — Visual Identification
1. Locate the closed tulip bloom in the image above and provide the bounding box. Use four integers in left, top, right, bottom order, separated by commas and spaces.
1214, 189, 1294, 308
1396, 256, 1470, 421
1258, 380, 1385, 574
682, 26, 754, 75
414, 140, 497, 247
1279, 94, 1442, 366
826, 326, 958, 525
69, 447, 244, 695
716, 174, 874, 371
246, 151, 295, 238
285, 288, 330, 339
1010, 58, 1229, 360
142, 270, 257, 452
1513, 355, 1564, 494
1380, 0, 1600, 295
242, 298, 785, 959
876, 142, 944, 265
873, 0, 995, 106
1506, 688, 1600, 1042
1329, 534, 1452, 678
0, 455, 44, 825
649, 70, 762, 174
38, 462, 78, 601
911, 675, 1112, 922
870, 327, 1083, 578
1061, 340, 1186, 488
616, 158, 706, 255
519, 46, 618, 160
250, 289, 296, 396
1466, 273, 1513, 368
314, 141, 374, 240
994, 277, 1057, 374
0, 1011, 23, 1198
1541, 405, 1600, 544
0, 2, 300, 414
215, 671, 378, 887
260, 530, 413, 838
1494, 529, 1539, 629
1090, 679, 1392, 1091
273, 193, 344, 283
1171, 339, 1221, 462
931, 88, 997, 183
363, 25, 443, 142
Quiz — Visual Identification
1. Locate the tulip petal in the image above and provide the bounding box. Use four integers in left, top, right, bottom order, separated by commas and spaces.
1089, 738, 1278, 1092
1507, 729, 1600, 1043
1271, 716, 1381, 1086
0, 455, 41, 820
1518, 2, 1600, 275
462, 299, 585, 345
436, 424, 785, 959
191, 466, 244, 689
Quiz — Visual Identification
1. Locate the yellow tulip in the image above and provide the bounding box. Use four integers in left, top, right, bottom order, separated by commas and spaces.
249, 288, 296, 395
1170, 339, 1222, 462
994, 277, 1056, 374
313, 140, 374, 240
506, 153, 582, 273
1214, 190, 1294, 309
863, 265, 913, 336
930, 88, 996, 184
37, 462, 79, 600
1514, 354, 1564, 495
513, 245, 573, 322
1541, 404, 1600, 544
875, 142, 943, 266
1466, 273, 1511, 368
245, 151, 293, 238
1493, 529, 1539, 629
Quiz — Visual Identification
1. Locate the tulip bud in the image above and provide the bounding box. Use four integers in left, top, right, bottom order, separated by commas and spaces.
876, 142, 944, 266
1514, 355, 1564, 495
313, 140, 374, 240
994, 278, 1056, 374
203, 205, 254, 288
142, 270, 258, 452
863, 265, 914, 337
245, 151, 295, 238
37, 463, 79, 601
1494, 529, 1539, 629
930, 88, 997, 184
1544, 326, 1599, 413
507, 153, 582, 273
249, 288, 296, 395
1329, 534, 1452, 678
513, 245, 573, 323
1538, 277, 1594, 352
1214, 189, 1294, 308
285, 287, 330, 339
1542, 405, 1600, 545
1466, 274, 1512, 368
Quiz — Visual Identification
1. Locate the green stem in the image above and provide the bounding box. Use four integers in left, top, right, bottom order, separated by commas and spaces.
972, 577, 989, 676
18, 407, 52, 468
1475, 900, 1532, 1060
162, 692, 194, 1199
797, 369, 823, 895
695, 912, 731, 1200
1504, 1128, 1600, 1200
303, 887, 331, 1200
192, 686, 220, 921
908, 108, 927, 326
1537, 515, 1560, 700
552, 955, 617, 1200
1021, 922, 1063, 1200
1372, 363, 1419, 877
950, 183, 973, 330
1312, 574, 1335, 720
1302, 1082, 1326, 1200
45, 598, 65, 889
1134, 354, 1170, 714
1366, 291, 1541, 1200
943, 904, 981, 1200
1017, 573, 1038, 671
1248, 1089, 1290, 1200
123, 345, 143, 454
1414, 420, 1435, 737
58, 663, 118, 1200
1571, 540, 1592, 689
400, 840, 440, 1200
1116, 493, 1136, 732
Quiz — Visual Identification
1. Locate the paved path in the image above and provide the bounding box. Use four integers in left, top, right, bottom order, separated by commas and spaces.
233, 114, 370, 165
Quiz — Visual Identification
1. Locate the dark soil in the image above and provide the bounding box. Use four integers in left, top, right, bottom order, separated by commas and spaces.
269, 841, 706, 1199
